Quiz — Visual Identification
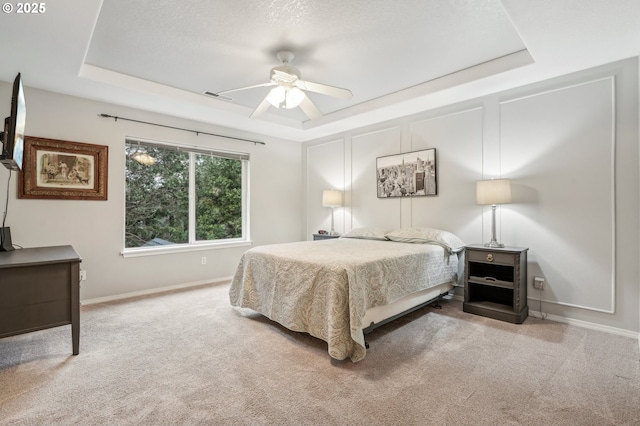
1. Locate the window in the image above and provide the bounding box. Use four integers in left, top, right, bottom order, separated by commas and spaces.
124, 138, 249, 251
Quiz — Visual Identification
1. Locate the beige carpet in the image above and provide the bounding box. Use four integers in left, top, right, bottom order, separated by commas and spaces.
0, 282, 638, 425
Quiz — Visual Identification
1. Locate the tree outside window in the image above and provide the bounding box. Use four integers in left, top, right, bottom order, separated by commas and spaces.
125, 140, 246, 249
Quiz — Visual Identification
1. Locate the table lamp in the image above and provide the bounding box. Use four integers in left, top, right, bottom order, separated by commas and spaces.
476, 179, 511, 248
322, 189, 343, 235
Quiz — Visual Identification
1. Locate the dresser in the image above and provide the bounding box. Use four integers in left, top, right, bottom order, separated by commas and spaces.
0, 245, 82, 354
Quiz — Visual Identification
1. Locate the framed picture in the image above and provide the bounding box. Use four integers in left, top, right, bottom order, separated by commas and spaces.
18, 136, 108, 200
376, 148, 437, 198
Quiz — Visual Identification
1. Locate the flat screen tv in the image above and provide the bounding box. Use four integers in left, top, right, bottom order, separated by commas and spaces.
0, 73, 26, 171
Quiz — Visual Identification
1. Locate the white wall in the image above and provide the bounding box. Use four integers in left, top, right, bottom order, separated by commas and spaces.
0, 86, 303, 300
303, 58, 640, 334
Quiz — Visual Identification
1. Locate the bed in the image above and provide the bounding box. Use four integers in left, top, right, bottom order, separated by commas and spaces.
229, 227, 465, 362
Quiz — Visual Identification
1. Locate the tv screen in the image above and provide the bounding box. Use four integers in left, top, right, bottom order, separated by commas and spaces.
0, 73, 26, 171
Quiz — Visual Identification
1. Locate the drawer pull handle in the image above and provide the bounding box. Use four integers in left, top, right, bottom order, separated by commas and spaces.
484, 277, 497, 282
486, 253, 494, 262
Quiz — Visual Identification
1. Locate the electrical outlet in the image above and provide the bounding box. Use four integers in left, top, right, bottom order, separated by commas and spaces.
533, 277, 545, 290
201, 257, 207, 265
79, 270, 87, 281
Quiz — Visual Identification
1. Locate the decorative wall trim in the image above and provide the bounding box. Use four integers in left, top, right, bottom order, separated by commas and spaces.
408, 105, 484, 143
529, 296, 617, 315
351, 124, 403, 141
351, 126, 403, 230
500, 76, 616, 314
306, 138, 346, 237
499, 75, 616, 105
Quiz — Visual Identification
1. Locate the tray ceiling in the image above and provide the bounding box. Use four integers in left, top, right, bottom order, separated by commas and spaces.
0, 0, 639, 142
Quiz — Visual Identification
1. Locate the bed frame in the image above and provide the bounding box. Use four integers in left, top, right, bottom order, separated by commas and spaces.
361, 250, 464, 345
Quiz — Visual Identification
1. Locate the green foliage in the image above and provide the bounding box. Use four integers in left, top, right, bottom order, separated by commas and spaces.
195, 155, 242, 240
125, 143, 243, 248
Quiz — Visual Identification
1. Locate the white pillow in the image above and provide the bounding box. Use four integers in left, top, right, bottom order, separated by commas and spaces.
340, 227, 389, 241
385, 227, 465, 253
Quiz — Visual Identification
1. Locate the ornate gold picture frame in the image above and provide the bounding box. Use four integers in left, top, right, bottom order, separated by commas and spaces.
18, 136, 108, 200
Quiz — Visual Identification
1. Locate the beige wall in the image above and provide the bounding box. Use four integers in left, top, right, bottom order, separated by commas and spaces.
303, 58, 640, 335
0, 86, 303, 301
2, 57, 637, 338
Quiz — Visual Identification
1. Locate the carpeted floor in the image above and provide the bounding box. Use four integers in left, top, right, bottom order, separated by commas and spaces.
0, 282, 638, 425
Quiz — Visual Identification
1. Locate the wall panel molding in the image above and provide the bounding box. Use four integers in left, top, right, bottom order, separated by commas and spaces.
351, 126, 403, 230
500, 76, 616, 313
306, 138, 346, 237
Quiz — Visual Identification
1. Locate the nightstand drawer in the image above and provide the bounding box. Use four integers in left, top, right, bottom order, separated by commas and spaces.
467, 249, 515, 265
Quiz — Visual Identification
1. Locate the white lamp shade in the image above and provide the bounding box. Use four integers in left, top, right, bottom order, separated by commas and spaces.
476, 179, 511, 205
285, 87, 304, 108
322, 189, 343, 207
267, 86, 286, 108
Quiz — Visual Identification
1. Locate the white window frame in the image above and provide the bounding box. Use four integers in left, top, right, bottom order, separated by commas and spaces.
121, 138, 251, 258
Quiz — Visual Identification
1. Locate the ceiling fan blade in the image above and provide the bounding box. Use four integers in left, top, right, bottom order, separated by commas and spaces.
298, 95, 323, 121
250, 96, 272, 119
295, 80, 352, 99
214, 82, 275, 97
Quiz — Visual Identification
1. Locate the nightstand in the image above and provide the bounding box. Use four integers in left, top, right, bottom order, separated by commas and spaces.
313, 234, 340, 241
463, 244, 528, 324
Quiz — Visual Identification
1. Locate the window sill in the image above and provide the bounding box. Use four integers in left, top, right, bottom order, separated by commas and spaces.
121, 239, 252, 258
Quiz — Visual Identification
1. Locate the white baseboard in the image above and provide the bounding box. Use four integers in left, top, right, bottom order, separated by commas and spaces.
528, 309, 639, 340
451, 294, 637, 342
82, 282, 639, 346
81, 276, 233, 305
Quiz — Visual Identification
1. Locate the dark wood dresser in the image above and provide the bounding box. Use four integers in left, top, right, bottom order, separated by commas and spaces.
0, 245, 82, 354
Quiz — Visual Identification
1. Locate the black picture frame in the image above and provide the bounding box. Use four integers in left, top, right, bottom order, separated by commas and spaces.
376, 148, 437, 198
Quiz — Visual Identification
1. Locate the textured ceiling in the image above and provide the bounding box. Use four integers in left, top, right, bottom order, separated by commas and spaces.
85, 0, 526, 121
0, 0, 639, 142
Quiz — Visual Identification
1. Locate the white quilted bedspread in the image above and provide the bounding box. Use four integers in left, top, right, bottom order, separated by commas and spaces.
229, 238, 458, 362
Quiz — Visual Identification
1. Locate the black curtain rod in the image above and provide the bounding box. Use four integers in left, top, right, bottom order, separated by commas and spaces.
98, 114, 266, 146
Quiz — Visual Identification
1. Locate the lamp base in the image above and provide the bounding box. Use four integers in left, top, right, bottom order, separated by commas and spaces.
484, 204, 505, 248
484, 240, 505, 248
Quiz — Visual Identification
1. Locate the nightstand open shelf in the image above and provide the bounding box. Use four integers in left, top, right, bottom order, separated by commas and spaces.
463, 244, 529, 324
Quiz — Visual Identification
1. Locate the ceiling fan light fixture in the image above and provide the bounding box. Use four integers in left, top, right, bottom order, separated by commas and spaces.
131, 151, 156, 166
267, 85, 305, 109
267, 86, 285, 108
212, 50, 352, 120
285, 86, 305, 109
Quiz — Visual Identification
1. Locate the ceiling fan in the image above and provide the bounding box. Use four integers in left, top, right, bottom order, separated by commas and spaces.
203, 50, 352, 121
